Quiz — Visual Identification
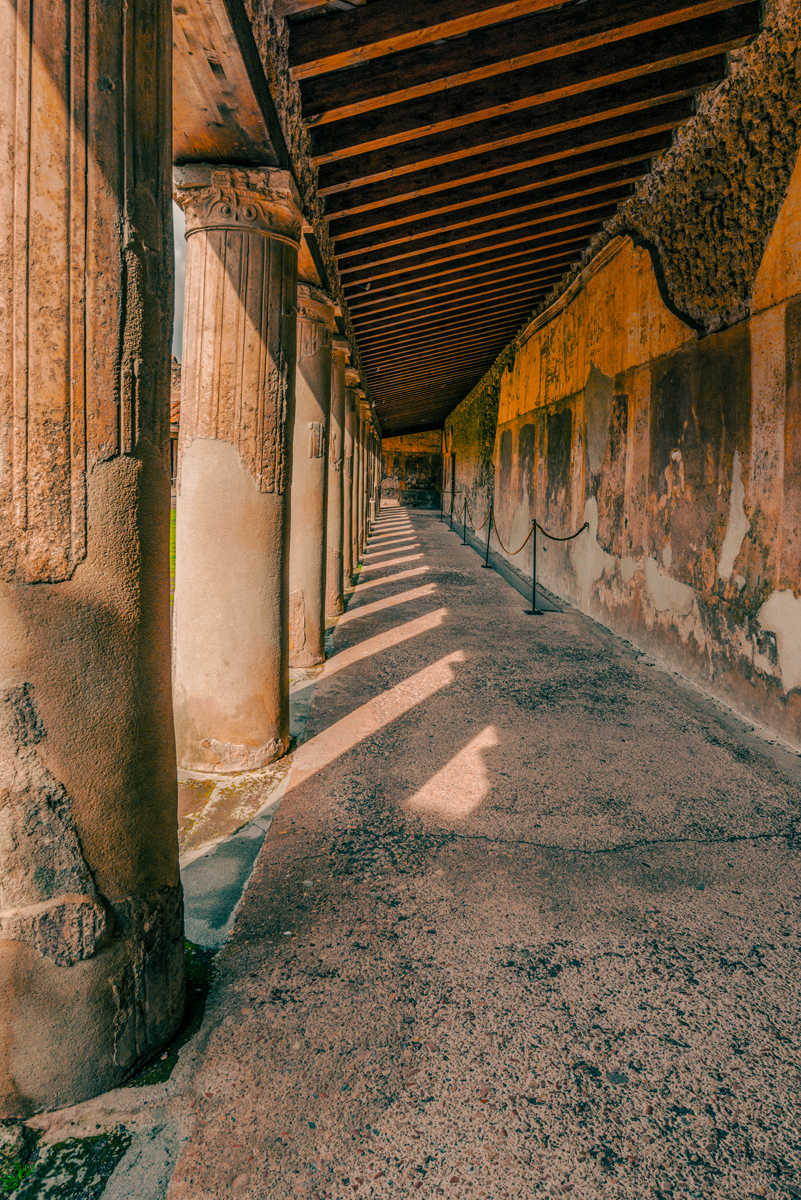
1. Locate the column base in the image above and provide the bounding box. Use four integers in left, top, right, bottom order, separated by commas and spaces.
179, 733, 290, 776
289, 649, 325, 669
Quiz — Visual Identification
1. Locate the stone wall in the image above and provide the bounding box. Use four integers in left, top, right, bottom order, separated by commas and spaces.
381, 432, 442, 508
445, 139, 801, 747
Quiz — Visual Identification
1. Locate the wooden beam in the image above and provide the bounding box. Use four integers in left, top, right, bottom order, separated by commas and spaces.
354, 291, 551, 341
321, 100, 691, 214
356, 293, 546, 342
347, 249, 577, 314
327, 131, 673, 221
339, 195, 624, 275
367, 339, 526, 379
310, 11, 758, 158
349, 262, 569, 321
334, 167, 643, 249
314, 56, 722, 173
362, 314, 535, 362
301, 0, 748, 124
343, 225, 602, 296
327, 145, 665, 240
288, 0, 570, 78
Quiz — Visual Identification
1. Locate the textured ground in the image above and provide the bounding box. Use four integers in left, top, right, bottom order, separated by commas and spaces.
168, 506, 801, 1200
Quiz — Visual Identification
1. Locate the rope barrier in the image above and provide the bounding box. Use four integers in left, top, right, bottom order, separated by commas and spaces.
534, 519, 590, 542
464, 498, 490, 534
488, 512, 535, 557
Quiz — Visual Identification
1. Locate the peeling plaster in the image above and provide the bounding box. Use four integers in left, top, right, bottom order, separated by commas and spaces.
757, 590, 801, 693
718, 452, 750, 581
570, 499, 615, 610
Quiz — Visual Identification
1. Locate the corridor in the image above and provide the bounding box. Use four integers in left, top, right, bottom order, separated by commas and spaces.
171, 507, 801, 1200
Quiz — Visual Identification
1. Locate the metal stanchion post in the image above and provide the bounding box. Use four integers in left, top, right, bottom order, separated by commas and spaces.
462, 498, 467, 544
481, 501, 494, 567
449, 493, 454, 532
525, 522, 540, 615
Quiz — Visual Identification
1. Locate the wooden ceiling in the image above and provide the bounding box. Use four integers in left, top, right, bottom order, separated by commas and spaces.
285, 0, 760, 434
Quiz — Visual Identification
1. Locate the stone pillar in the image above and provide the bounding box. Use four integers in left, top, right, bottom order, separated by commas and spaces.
353, 394, 366, 564
0, 0, 182, 1116
343, 372, 358, 585
359, 401, 371, 550
325, 338, 349, 618
289, 284, 336, 666
173, 165, 301, 773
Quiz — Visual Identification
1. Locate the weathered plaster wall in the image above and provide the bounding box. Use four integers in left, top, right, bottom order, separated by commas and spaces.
446, 145, 801, 746
381, 432, 442, 507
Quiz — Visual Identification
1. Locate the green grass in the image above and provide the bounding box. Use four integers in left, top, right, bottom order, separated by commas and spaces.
0, 1160, 33, 1196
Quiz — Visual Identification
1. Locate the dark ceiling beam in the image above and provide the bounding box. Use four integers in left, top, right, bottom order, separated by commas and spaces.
339, 196, 622, 277
342, 215, 610, 288
334, 167, 643, 250
368, 346, 523, 385
327, 142, 667, 239
288, 0, 570, 78
324, 122, 679, 219
343, 226, 599, 297
314, 56, 722, 174
301, 0, 746, 125
371, 339, 526, 372
321, 100, 691, 215
363, 316, 533, 364
346, 243, 584, 310
310, 10, 758, 158
352, 282, 553, 336
349, 262, 568, 322
355, 294, 544, 344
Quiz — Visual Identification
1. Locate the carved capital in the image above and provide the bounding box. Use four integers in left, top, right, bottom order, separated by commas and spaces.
344, 367, 361, 389
332, 336, 351, 363
297, 281, 337, 326
174, 165, 303, 247
296, 282, 336, 361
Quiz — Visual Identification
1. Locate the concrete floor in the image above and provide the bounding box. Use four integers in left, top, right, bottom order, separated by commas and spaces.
169, 506, 801, 1200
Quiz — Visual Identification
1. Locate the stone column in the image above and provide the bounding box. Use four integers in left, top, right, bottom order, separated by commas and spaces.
0, 0, 182, 1116
353, 393, 365, 564
325, 338, 349, 618
343, 372, 358, 586
359, 401, 371, 550
289, 284, 336, 666
173, 165, 301, 773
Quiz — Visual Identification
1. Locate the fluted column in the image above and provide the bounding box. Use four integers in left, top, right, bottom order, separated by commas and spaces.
359, 401, 371, 552
173, 165, 301, 773
352, 392, 365, 565
0, 0, 181, 1116
343, 372, 358, 585
325, 338, 349, 618
289, 284, 336, 666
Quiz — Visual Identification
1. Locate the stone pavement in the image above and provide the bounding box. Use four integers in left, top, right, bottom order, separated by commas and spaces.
169, 505, 801, 1200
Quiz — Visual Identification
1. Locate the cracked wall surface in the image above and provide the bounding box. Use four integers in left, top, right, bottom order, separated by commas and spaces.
446, 137, 801, 746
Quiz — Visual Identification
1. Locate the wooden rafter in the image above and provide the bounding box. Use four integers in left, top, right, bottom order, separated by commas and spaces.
282, 0, 762, 433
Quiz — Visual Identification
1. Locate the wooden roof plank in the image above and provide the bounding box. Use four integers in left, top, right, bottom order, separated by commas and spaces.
328, 142, 667, 240
310, 10, 758, 158
343, 228, 600, 297
314, 56, 722, 173
320, 99, 692, 211
326, 131, 673, 221
348, 262, 570, 320
339, 195, 625, 275
334, 167, 643, 248
288, 0, 570, 77
301, 0, 747, 124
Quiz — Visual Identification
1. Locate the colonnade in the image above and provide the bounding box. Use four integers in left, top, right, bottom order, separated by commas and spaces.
0, 38, 379, 1109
